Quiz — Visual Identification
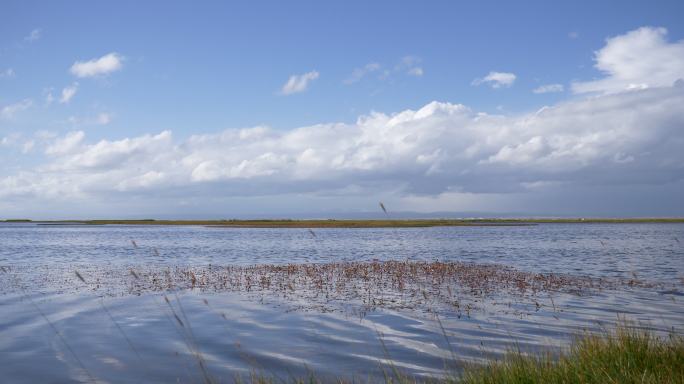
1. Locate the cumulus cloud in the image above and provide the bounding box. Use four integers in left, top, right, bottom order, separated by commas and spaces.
472, 71, 517, 88
70, 53, 124, 78
1, 99, 33, 119
59, 83, 79, 104
280, 71, 319, 95
572, 27, 684, 94
2, 27, 683, 215
533, 83, 564, 94
2, 82, 683, 206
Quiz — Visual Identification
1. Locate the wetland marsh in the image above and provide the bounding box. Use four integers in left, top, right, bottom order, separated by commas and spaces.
1, 222, 683, 382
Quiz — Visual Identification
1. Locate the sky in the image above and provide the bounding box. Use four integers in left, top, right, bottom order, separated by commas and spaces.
1, 0, 684, 219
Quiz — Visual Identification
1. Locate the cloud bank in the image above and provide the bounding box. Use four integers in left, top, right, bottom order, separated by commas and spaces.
2, 83, 683, 211
1, 26, 683, 216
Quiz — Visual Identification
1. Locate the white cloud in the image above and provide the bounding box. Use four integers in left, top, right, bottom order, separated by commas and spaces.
70, 53, 124, 78
24, 29, 41, 42
397, 56, 424, 77
0, 68, 15, 78
344, 63, 381, 84
42, 87, 56, 105
2, 82, 683, 207
408, 67, 424, 77
568, 31, 579, 39
346, 56, 424, 85
1, 99, 33, 119
68, 112, 113, 126
280, 71, 319, 95
472, 71, 517, 88
45, 131, 85, 156
1, 133, 21, 147
96, 113, 112, 125
2, 27, 684, 215
35, 130, 58, 140
533, 83, 564, 94
572, 27, 684, 94
59, 83, 79, 104
0, 133, 35, 154
22, 140, 35, 154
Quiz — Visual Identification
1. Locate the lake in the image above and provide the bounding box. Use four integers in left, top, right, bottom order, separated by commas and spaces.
1, 223, 683, 383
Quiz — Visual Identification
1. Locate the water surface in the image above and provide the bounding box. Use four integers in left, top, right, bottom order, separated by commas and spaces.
1, 223, 682, 382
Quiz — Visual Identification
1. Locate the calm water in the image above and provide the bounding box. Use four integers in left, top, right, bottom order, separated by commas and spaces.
1, 223, 683, 383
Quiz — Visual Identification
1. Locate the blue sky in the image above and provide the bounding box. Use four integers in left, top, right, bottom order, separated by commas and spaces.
1, 1, 684, 218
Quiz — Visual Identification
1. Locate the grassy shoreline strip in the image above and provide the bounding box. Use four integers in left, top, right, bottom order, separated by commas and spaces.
5, 218, 684, 227
240, 325, 684, 383
460, 325, 684, 384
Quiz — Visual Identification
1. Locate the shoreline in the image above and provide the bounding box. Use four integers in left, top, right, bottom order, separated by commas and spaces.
3, 218, 684, 228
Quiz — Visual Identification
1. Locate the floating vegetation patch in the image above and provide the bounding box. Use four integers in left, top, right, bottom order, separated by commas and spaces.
0, 261, 663, 318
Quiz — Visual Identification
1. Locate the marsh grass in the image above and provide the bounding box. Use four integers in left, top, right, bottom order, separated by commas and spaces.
460, 325, 684, 384
221, 325, 684, 383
